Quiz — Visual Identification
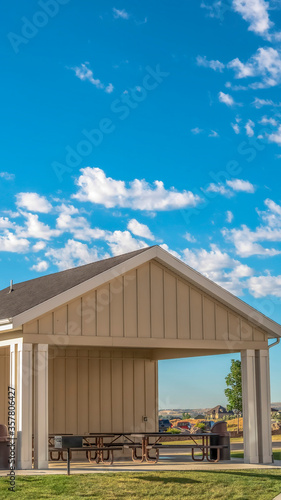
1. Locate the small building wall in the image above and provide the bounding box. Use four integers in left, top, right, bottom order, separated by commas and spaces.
48, 347, 158, 435
22, 261, 267, 344
0, 347, 9, 427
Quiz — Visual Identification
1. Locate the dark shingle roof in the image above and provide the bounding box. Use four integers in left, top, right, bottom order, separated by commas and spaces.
0, 247, 153, 320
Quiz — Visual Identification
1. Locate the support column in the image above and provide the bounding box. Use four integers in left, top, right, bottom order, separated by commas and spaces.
17, 344, 33, 470
9, 344, 16, 391
34, 345, 49, 469
241, 349, 259, 464
255, 349, 272, 464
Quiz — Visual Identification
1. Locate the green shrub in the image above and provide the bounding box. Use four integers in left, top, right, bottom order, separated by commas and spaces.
196, 422, 206, 430
166, 427, 181, 434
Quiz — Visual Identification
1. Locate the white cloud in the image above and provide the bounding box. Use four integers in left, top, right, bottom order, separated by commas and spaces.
0, 172, 15, 181
31, 260, 49, 272
56, 212, 108, 241
127, 219, 155, 240
16, 192, 52, 213
46, 239, 107, 271
218, 92, 235, 106
191, 127, 204, 134
226, 179, 255, 193
259, 116, 278, 126
226, 211, 234, 223
113, 8, 130, 19
201, 1, 224, 19
73, 167, 202, 211
182, 244, 253, 295
252, 97, 281, 108
71, 63, 114, 93
205, 183, 233, 196
245, 119, 255, 137
247, 274, 281, 298
228, 47, 281, 88
0, 217, 14, 229
32, 241, 46, 252
232, 0, 272, 36
196, 55, 225, 72
0, 231, 29, 253
18, 213, 61, 240
231, 123, 240, 134
222, 223, 281, 257
160, 244, 181, 259
209, 130, 219, 137
267, 125, 281, 145
183, 232, 196, 243
106, 231, 147, 256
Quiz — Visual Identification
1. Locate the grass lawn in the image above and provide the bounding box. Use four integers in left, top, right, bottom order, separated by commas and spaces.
1, 470, 281, 499
231, 450, 281, 460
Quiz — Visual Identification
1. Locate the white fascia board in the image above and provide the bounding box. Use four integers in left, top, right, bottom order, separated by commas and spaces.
0, 322, 14, 332
154, 246, 281, 338
10, 245, 281, 338
12, 246, 159, 329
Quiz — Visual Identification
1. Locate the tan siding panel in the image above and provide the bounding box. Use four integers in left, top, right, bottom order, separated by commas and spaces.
68, 298, 82, 336
241, 320, 253, 341
253, 328, 266, 341
145, 360, 156, 432
53, 355, 66, 433
82, 292, 96, 336
137, 264, 151, 338
229, 313, 241, 341
48, 352, 54, 434
216, 305, 228, 340
77, 353, 89, 434
100, 359, 112, 432
65, 356, 78, 434
110, 278, 124, 337
111, 359, 123, 432
164, 272, 177, 339
190, 288, 203, 340
123, 359, 134, 432
124, 270, 137, 337
54, 307, 67, 335
134, 359, 145, 432
23, 320, 38, 334
151, 263, 164, 338
177, 280, 190, 339
39, 313, 53, 334
97, 286, 110, 337
89, 357, 101, 432
203, 297, 216, 340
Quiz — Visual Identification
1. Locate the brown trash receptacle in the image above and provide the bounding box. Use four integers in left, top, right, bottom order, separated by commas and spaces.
210, 421, 231, 461
0, 425, 10, 470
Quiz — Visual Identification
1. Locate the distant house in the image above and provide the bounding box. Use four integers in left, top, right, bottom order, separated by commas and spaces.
271, 408, 281, 417
206, 405, 234, 420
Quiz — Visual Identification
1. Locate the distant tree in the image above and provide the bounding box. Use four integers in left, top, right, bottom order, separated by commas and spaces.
182, 412, 191, 419
194, 414, 205, 419
225, 359, 242, 432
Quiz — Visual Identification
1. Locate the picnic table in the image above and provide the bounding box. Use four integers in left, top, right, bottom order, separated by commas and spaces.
127, 432, 225, 463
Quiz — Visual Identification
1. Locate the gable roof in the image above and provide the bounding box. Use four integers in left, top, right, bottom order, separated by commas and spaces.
206, 405, 233, 414
0, 245, 280, 337
0, 247, 152, 320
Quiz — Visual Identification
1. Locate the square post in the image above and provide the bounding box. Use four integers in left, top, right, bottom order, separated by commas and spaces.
17, 343, 33, 470
255, 349, 272, 464
241, 349, 259, 464
34, 344, 49, 469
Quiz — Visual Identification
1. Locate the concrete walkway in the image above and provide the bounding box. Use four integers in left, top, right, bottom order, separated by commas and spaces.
1, 452, 281, 476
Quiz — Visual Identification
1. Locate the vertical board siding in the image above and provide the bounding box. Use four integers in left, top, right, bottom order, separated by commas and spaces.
203, 297, 216, 340
229, 313, 241, 341
134, 359, 145, 432
54, 307, 67, 335
111, 358, 123, 432
39, 313, 53, 334
124, 270, 137, 337
53, 353, 66, 433
82, 291, 96, 336
216, 304, 228, 340
151, 263, 164, 338
68, 298, 82, 336
110, 277, 124, 337
65, 353, 78, 434
241, 320, 253, 341
100, 358, 112, 432
164, 272, 177, 339
77, 352, 89, 434
177, 279, 190, 339
137, 264, 151, 338
123, 359, 134, 432
190, 288, 203, 339
145, 360, 156, 431
97, 286, 110, 337
88, 353, 101, 432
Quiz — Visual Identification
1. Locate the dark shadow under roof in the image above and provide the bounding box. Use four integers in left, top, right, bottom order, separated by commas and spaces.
0, 247, 153, 320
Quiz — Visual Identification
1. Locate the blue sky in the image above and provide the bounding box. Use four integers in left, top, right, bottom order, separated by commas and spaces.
1, 0, 281, 408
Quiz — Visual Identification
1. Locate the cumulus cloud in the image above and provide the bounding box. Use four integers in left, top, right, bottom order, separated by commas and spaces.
252, 97, 281, 108
245, 119, 255, 137
183, 232, 196, 243
127, 219, 155, 240
196, 55, 225, 72
31, 260, 49, 272
247, 274, 281, 298
267, 125, 281, 145
18, 213, 61, 240
73, 167, 201, 211
46, 239, 107, 271
205, 183, 233, 196
106, 231, 148, 256
71, 62, 114, 93
228, 47, 281, 88
231, 123, 240, 134
32, 241, 46, 252
232, 0, 273, 36
0, 231, 29, 253
226, 179, 255, 193
183, 244, 253, 295
218, 92, 235, 106
16, 192, 52, 213
226, 211, 234, 223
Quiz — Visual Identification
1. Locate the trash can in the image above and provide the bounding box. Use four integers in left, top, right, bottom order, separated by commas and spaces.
0, 425, 10, 470
210, 421, 231, 461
